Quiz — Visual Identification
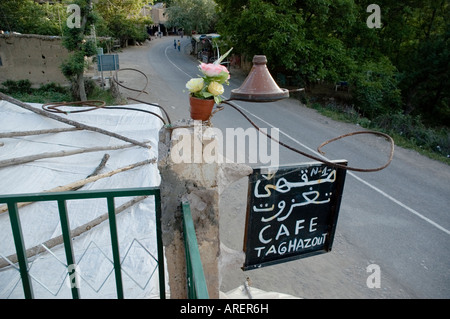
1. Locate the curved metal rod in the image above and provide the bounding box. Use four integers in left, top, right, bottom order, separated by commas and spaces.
113, 68, 149, 97
222, 100, 394, 172
126, 97, 172, 125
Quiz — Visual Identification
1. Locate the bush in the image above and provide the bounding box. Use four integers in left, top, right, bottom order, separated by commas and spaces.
38, 83, 68, 94
2, 79, 33, 94
371, 112, 450, 157
0, 80, 72, 103
351, 57, 402, 119
308, 98, 450, 161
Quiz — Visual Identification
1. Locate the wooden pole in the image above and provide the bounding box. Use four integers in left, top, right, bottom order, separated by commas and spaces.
0, 127, 80, 138
0, 142, 141, 169
72, 153, 110, 191
0, 158, 156, 214
0, 92, 150, 149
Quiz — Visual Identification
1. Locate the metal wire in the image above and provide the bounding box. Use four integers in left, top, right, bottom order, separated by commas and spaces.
41, 68, 172, 125
222, 100, 395, 172
42, 101, 168, 125
39, 68, 394, 172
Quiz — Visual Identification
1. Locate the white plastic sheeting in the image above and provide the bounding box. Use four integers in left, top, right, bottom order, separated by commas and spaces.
0, 100, 166, 298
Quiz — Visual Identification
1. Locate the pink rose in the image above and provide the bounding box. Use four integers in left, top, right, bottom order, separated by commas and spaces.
200, 63, 230, 79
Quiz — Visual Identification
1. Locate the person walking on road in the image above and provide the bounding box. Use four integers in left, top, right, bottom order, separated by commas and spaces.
177, 40, 181, 52
174, 39, 176, 49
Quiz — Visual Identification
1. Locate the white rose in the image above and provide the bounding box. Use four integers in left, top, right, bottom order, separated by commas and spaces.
186, 78, 204, 93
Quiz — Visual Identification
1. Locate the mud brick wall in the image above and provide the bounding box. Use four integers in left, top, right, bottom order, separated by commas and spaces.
0, 34, 69, 87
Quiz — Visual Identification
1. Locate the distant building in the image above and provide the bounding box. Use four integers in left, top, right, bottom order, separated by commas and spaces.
150, 2, 168, 25
145, 2, 168, 36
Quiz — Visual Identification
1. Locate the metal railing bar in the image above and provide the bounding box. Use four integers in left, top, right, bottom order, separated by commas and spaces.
181, 201, 209, 299
1, 187, 165, 299
107, 196, 124, 299
7, 202, 34, 299
57, 199, 80, 299
0, 187, 160, 204
40, 244, 81, 296
155, 190, 166, 299
40, 243, 75, 296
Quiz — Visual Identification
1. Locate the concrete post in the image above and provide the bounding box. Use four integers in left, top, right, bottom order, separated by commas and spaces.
158, 120, 251, 299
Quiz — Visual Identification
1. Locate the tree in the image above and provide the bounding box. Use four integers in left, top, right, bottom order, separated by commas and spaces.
216, 0, 449, 126
215, 0, 357, 82
351, 0, 449, 125
95, 0, 151, 46
165, 0, 218, 35
0, 0, 65, 35
61, 0, 97, 101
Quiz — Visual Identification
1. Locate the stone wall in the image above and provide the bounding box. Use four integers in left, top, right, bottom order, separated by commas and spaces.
158, 120, 252, 298
0, 34, 69, 86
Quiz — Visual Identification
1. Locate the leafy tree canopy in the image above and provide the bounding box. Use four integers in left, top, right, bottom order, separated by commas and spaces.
0, 0, 66, 35
215, 0, 449, 125
95, 0, 152, 45
166, 0, 218, 35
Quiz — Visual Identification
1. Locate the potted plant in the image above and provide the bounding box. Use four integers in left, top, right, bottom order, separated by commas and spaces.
186, 48, 232, 121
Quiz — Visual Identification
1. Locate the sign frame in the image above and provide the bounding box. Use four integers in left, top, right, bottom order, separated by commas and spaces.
97, 54, 119, 72
242, 160, 347, 270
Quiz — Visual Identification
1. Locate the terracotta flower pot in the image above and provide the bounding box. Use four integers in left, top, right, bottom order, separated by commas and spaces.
189, 96, 215, 121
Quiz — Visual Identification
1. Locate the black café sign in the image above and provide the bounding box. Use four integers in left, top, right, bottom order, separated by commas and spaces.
243, 161, 347, 270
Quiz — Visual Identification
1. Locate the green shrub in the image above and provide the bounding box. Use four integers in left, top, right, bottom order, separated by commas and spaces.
371, 112, 450, 157
308, 98, 449, 161
0, 80, 72, 103
38, 83, 68, 94
351, 57, 402, 119
2, 79, 33, 94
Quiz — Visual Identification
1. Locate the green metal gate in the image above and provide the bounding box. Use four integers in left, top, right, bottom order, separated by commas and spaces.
0, 187, 165, 299
182, 201, 209, 299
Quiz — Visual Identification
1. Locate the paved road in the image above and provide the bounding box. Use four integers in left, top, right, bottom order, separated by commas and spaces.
118, 36, 450, 298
